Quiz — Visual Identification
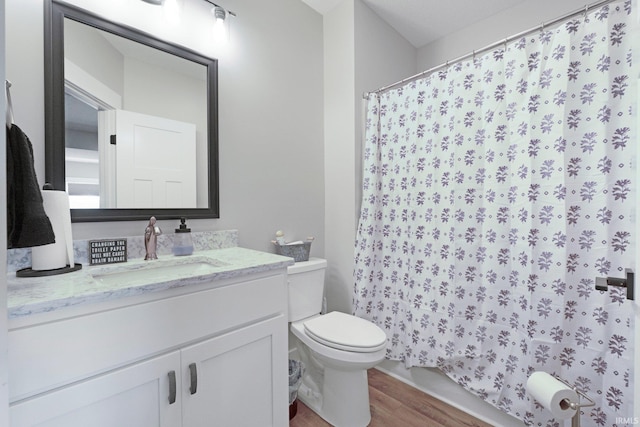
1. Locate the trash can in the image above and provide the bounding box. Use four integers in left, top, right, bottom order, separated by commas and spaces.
289, 359, 304, 420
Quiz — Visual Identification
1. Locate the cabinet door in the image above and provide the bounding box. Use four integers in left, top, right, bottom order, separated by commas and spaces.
181, 315, 288, 427
10, 351, 181, 427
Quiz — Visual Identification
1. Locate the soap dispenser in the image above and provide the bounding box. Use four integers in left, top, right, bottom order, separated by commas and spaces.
173, 217, 194, 256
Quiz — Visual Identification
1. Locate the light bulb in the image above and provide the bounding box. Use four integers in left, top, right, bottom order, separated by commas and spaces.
213, 6, 226, 22
163, 0, 180, 25
212, 6, 228, 44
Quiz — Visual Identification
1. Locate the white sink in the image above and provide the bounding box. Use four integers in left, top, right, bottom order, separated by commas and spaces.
91, 258, 228, 287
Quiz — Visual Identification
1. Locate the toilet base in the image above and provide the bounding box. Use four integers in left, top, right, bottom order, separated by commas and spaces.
298, 366, 371, 427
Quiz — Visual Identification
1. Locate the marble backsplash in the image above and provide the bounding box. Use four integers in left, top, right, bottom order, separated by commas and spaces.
7, 229, 238, 273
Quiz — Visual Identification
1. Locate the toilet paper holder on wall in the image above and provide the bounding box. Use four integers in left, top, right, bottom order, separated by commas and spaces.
553, 376, 595, 427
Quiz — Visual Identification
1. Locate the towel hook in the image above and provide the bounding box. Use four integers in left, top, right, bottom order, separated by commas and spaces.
5, 79, 14, 129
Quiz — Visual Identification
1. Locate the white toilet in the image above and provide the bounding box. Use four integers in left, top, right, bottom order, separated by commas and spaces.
288, 258, 387, 427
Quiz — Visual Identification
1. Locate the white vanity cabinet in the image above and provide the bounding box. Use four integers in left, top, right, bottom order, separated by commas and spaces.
10, 351, 182, 427
8, 271, 289, 427
181, 316, 283, 427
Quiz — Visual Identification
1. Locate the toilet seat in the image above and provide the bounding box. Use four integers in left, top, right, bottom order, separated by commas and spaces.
303, 311, 387, 353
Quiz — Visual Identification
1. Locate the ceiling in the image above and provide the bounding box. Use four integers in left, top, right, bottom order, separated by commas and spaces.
301, 0, 528, 48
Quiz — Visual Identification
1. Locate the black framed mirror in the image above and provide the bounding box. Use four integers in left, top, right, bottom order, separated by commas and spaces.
44, 0, 219, 222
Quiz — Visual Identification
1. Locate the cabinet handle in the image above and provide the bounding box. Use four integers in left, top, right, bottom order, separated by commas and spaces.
189, 363, 198, 395
168, 370, 177, 404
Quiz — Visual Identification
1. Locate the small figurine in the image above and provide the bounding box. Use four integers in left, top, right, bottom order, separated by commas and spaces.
144, 216, 162, 260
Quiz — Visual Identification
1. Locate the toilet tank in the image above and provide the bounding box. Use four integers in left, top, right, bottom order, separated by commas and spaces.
287, 257, 327, 322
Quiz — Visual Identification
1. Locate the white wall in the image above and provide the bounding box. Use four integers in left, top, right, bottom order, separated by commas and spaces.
323, 0, 415, 314
354, 0, 416, 219
417, 0, 591, 70
323, 0, 355, 314
636, 77, 640, 423
5, 0, 325, 255
0, 0, 8, 422
65, 18, 124, 95
636, 82, 640, 426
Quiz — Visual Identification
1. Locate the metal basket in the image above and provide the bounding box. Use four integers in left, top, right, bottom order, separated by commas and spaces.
274, 241, 311, 262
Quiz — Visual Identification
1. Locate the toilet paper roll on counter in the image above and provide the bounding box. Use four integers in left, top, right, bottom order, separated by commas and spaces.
31, 189, 75, 271
526, 371, 578, 420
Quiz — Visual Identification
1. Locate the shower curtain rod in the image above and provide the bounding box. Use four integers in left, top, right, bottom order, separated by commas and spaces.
365, 0, 621, 98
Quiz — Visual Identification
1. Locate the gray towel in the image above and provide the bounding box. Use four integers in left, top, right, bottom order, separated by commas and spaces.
7, 124, 56, 248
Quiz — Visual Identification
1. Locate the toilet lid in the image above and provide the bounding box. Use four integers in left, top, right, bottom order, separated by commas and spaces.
303, 311, 387, 352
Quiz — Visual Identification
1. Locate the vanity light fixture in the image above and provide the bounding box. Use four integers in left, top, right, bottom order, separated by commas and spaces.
140, 0, 236, 42
204, 0, 236, 44
212, 6, 227, 42
213, 5, 226, 24
203, 0, 236, 18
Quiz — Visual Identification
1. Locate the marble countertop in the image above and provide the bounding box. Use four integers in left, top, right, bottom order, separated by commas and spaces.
7, 247, 294, 320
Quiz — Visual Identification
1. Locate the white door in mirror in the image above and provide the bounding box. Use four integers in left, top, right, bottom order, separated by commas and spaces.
114, 110, 197, 209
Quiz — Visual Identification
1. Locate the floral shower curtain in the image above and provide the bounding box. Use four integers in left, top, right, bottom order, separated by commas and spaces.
353, 1, 636, 425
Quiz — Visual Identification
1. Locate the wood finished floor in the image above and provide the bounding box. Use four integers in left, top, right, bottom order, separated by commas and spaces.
290, 369, 493, 427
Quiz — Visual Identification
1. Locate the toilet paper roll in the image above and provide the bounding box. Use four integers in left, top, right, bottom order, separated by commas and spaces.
526, 371, 578, 420
32, 190, 74, 271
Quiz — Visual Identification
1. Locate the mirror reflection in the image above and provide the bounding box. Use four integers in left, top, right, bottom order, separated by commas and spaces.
45, 0, 219, 222
63, 18, 209, 210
